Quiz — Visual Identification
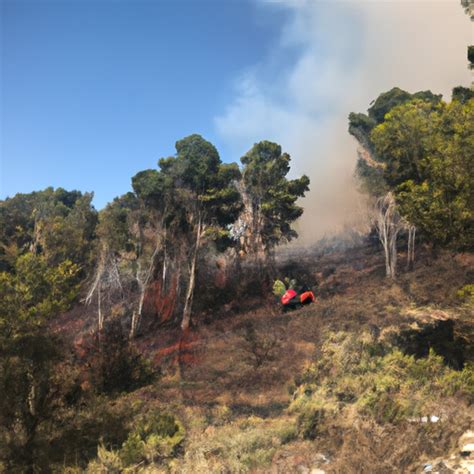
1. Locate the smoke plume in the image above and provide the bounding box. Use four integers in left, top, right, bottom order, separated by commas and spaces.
215, 0, 472, 244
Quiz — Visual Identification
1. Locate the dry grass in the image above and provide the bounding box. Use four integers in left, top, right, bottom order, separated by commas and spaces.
66, 243, 474, 472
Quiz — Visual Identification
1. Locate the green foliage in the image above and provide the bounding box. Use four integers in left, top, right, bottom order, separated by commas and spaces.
367, 87, 441, 124
0, 187, 97, 272
371, 99, 440, 187
452, 86, 474, 104
456, 284, 474, 304
349, 88, 440, 199
131, 134, 243, 328
97, 193, 140, 254
390, 99, 474, 249
0, 254, 81, 337
291, 331, 474, 427
240, 141, 310, 252
297, 407, 326, 440
116, 411, 184, 467
354, 158, 387, 197
177, 416, 286, 472
468, 45, 474, 67
272, 279, 286, 297
350, 87, 473, 250
0, 331, 63, 471
56, 396, 132, 469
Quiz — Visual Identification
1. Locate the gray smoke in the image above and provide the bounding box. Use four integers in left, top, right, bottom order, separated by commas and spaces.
215, 0, 472, 244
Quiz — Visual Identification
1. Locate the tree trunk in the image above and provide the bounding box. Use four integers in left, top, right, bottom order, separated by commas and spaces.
129, 233, 162, 339
382, 222, 390, 277
181, 218, 202, 331
389, 227, 399, 279
162, 237, 168, 292
97, 281, 103, 332
375, 193, 402, 279
406, 225, 416, 271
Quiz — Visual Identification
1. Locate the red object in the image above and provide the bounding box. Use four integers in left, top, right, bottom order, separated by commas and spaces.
281, 289, 297, 305
300, 291, 315, 304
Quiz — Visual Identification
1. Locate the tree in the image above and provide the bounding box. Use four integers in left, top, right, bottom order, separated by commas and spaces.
0, 188, 97, 273
85, 194, 137, 332
370, 99, 441, 188
452, 86, 474, 104
348, 89, 441, 276
393, 99, 474, 250
96, 135, 242, 334
159, 135, 242, 331
0, 253, 81, 471
372, 193, 405, 278
237, 141, 310, 261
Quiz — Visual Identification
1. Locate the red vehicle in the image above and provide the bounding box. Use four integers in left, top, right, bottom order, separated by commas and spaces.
281, 286, 315, 310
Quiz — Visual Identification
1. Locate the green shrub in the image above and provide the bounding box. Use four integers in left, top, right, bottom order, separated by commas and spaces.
441, 362, 474, 402
456, 284, 474, 304
278, 423, 297, 444
120, 411, 185, 467
290, 330, 474, 427
359, 391, 407, 423
297, 407, 326, 440
119, 432, 144, 466
87, 444, 123, 473
272, 279, 286, 297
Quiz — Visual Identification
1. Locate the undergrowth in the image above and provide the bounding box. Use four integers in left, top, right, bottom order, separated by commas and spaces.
290, 330, 474, 427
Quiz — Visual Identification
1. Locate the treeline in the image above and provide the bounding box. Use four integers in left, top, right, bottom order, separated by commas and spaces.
349, 87, 473, 277
0, 137, 310, 470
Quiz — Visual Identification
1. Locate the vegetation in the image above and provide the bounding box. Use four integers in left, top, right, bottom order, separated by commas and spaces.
349, 88, 473, 277
1, 3, 473, 470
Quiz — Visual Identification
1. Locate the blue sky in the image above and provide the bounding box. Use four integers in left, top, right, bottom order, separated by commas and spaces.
1, 0, 288, 208
1, 0, 471, 233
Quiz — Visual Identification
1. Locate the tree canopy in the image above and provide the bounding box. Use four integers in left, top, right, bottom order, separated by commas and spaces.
349, 87, 474, 251
238, 141, 310, 257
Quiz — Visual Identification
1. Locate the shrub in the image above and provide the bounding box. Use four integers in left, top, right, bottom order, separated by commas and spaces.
456, 284, 474, 304
120, 411, 185, 467
84, 319, 156, 395
278, 423, 297, 444
290, 330, 474, 427
297, 407, 326, 440
241, 321, 280, 368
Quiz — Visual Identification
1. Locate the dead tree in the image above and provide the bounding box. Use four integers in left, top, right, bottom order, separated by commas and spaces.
373, 192, 404, 279
406, 224, 416, 271
85, 243, 123, 332
129, 236, 161, 339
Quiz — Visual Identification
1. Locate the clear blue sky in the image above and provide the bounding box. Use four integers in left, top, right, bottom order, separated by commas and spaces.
1, 0, 287, 208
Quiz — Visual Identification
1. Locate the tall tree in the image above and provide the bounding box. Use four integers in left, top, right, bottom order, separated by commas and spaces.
390, 99, 474, 250
0, 253, 80, 471
348, 89, 441, 276
161, 135, 242, 331
113, 135, 242, 333
237, 141, 310, 261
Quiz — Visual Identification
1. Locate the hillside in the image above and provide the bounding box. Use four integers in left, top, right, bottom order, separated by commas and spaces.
57, 241, 473, 473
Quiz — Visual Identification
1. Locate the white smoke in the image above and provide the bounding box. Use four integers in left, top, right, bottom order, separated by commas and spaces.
215, 0, 472, 243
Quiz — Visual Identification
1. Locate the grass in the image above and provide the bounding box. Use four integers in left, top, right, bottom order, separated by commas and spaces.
59, 244, 474, 472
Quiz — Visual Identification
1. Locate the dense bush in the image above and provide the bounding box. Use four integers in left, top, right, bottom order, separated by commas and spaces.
87, 410, 185, 471
290, 330, 474, 427
83, 320, 156, 395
